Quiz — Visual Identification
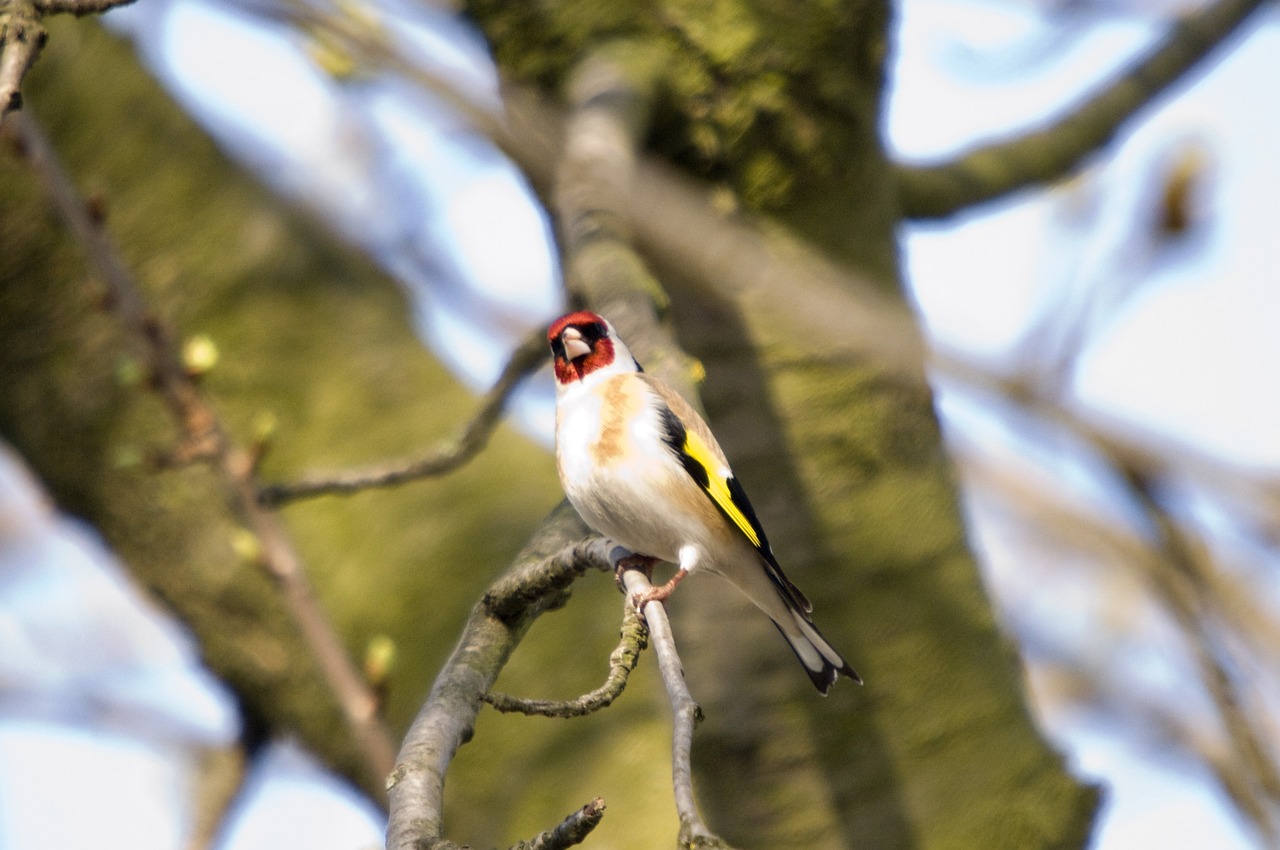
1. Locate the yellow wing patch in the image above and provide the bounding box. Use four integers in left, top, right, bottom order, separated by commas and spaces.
680, 428, 761, 548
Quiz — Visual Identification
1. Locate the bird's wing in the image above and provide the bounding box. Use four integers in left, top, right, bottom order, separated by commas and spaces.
642, 376, 813, 614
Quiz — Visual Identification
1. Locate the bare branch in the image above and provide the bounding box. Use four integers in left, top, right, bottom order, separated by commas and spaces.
32, 0, 136, 14
385, 525, 613, 850
933, 351, 1280, 551
1033, 655, 1265, 840
508, 797, 607, 850
958, 441, 1280, 839
1121, 469, 1280, 839
1, 0, 139, 125
956, 443, 1280, 667
0, 0, 45, 122
481, 536, 616, 622
10, 109, 397, 794
895, 0, 1270, 219
483, 602, 647, 717
259, 326, 548, 506
617, 564, 735, 850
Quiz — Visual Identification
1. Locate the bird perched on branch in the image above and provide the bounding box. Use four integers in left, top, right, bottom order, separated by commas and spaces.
548, 310, 860, 694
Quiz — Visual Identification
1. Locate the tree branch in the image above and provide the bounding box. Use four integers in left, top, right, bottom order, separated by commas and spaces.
483, 602, 647, 717
508, 797, 607, 850
385, 524, 614, 850
10, 108, 397, 795
617, 563, 735, 850
934, 346, 1280, 529
258, 326, 548, 506
32, 0, 136, 14
957, 440, 1280, 840
1120, 468, 1280, 840
0, 0, 45, 120
0, 0, 137, 124
894, 0, 1270, 219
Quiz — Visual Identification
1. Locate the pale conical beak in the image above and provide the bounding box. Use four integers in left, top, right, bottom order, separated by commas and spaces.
561, 328, 591, 361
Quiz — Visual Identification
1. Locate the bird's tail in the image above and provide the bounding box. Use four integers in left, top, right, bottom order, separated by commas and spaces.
771, 609, 861, 695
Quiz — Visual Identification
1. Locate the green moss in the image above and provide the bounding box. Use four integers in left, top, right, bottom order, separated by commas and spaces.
463, 0, 890, 228
1, 19, 565, 798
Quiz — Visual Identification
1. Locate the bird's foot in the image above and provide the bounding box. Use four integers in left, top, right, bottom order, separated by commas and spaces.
613, 553, 658, 593
630, 568, 688, 612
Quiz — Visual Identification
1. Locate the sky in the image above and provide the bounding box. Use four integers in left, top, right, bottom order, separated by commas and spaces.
1, 0, 1277, 848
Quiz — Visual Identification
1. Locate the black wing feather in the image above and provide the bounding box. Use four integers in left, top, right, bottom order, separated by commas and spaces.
656, 405, 812, 614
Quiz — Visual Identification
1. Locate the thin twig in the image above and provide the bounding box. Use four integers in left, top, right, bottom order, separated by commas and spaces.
1029, 651, 1260, 839
508, 797, 607, 850
894, 0, 1270, 219
259, 326, 548, 506
932, 352, 1280, 550
385, 524, 613, 850
1121, 469, 1280, 840
956, 442, 1280, 668
32, 0, 136, 14
0, 0, 45, 121
483, 602, 647, 717
0, 0, 139, 125
960, 443, 1280, 839
10, 109, 397, 794
481, 536, 616, 622
617, 563, 735, 850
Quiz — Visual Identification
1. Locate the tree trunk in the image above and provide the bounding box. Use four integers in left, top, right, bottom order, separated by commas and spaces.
465, 1, 1100, 847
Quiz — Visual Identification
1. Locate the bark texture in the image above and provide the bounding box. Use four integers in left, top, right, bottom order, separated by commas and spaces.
464, 1, 1101, 847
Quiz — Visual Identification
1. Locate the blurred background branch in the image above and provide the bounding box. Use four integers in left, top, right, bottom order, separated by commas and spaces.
893, 0, 1270, 219
259, 326, 548, 506
8, 106, 398, 794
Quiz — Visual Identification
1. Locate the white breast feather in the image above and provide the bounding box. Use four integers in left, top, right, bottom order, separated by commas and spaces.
556, 378, 738, 572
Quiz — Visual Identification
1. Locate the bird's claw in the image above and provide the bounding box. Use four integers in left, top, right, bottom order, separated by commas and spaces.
628, 568, 688, 614
613, 553, 657, 593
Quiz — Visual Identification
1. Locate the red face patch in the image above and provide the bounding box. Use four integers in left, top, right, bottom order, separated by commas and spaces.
548, 311, 615, 384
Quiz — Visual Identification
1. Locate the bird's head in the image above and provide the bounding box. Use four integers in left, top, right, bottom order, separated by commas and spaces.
547, 311, 637, 388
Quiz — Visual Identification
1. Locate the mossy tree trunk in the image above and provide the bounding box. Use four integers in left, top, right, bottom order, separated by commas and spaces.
464, 1, 1100, 848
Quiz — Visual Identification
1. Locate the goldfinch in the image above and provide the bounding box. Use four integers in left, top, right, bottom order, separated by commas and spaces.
548, 311, 860, 694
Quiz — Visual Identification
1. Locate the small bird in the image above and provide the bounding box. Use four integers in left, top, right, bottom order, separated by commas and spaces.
548, 310, 860, 693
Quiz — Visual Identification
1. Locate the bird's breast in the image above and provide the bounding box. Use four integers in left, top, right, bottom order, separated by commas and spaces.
555, 377, 735, 566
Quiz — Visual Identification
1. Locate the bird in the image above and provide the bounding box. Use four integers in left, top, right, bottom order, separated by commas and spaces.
548, 310, 860, 693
